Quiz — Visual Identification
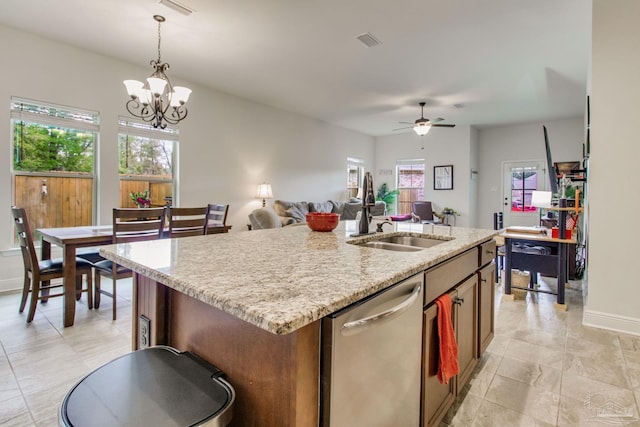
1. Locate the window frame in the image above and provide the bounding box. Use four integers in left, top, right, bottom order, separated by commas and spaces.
396, 159, 425, 215
10, 98, 99, 239
117, 117, 179, 208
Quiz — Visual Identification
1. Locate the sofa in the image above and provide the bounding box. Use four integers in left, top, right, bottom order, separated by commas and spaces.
248, 199, 387, 230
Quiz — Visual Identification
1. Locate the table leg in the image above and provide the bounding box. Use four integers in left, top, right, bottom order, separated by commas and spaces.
557, 242, 566, 305
63, 244, 77, 327
504, 239, 512, 295
40, 240, 52, 302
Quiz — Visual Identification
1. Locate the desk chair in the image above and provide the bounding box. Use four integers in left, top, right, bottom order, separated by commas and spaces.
206, 204, 229, 234
93, 207, 165, 320
11, 206, 93, 323
411, 201, 440, 223
167, 206, 209, 238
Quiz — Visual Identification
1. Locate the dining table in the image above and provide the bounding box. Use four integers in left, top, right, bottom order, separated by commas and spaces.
38, 225, 114, 327
37, 223, 232, 327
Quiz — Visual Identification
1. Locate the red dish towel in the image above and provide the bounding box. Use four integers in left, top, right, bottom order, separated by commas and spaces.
436, 293, 459, 384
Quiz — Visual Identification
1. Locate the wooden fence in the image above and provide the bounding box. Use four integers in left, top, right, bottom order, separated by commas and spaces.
14, 174, 172, 233
119, 180, 172, 208
14, 174, 94, 231
397, 189, 423, 214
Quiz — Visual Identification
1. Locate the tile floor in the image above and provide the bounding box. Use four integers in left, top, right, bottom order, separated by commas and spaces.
0, 276, 639, 426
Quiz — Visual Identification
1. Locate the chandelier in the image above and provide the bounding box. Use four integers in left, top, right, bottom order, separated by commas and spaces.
123, 15, 191, 129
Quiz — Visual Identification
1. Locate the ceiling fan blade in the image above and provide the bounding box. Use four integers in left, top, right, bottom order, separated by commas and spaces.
430, 118, 444, 123
431, 124, 456, 128
398, 121, 414, 125
392, 126, 413, 131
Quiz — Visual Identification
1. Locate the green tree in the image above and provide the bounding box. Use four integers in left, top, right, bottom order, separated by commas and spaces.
13, 122, 93, 173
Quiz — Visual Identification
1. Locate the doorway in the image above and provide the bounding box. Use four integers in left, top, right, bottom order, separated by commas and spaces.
501, 160, 548, 227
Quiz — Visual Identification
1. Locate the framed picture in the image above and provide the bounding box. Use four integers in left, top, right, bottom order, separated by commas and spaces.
434, 165, 453, 190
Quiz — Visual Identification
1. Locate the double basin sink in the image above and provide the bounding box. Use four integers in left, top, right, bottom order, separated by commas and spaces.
349, 233, 453, 252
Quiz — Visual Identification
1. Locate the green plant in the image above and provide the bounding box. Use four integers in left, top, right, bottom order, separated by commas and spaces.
441, 207, 460, 216
375, 183, 400, 215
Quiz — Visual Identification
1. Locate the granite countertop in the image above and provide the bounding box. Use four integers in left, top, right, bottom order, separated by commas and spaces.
99, 220, 497, 335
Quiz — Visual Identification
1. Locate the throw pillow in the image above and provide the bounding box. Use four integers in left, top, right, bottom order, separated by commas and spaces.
342, 202, 362, 220
286, 205, 307, 223
309, 201, 332, 213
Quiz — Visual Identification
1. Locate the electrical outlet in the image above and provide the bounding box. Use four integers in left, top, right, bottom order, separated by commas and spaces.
139, 315, 151, 349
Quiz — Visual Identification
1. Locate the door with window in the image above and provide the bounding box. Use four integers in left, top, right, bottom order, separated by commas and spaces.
501, 161, 547, 227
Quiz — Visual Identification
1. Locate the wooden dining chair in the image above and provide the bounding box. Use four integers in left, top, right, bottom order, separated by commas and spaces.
11, 206, 93, 323
167, 206, 209, 238
205, 204, 229, 234
93, 207, 166, 320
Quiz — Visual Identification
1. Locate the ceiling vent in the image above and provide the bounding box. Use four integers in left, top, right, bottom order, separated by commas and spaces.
157, 0, 195, 16
355, 32, 382, 48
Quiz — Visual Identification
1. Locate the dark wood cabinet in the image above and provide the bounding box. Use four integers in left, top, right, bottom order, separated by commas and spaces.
478, 262, 496, 354
421, 241, 495, 427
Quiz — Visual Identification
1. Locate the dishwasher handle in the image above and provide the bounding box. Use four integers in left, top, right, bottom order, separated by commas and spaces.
340, 284, 421, 337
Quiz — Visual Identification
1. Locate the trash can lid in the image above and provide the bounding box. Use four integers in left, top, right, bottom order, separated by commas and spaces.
60, 346, 234, 427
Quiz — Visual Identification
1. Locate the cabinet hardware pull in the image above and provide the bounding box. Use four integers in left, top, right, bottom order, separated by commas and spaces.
481, 278, 487, 283
341, 283, 422, 336
486, 250, 495, 255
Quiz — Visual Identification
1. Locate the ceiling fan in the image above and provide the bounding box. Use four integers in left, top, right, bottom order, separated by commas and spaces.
394, 102, 456, 135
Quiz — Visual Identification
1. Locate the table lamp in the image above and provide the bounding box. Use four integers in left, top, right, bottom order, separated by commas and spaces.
256, 182, 273, 207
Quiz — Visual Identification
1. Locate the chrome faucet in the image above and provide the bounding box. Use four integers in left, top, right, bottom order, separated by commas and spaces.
359, 171, 376, 235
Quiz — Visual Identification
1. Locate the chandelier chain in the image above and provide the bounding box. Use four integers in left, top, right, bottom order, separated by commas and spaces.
157, 19, 162, 63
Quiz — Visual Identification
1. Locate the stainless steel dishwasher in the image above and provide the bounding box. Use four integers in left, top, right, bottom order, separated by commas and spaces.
321, 273, 423, 427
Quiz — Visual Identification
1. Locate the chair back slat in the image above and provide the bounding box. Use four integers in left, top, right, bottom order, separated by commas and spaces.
112, 208, 166, 244
206, 204, 229, 234
168, 206, 208, 238
11, 207, 39, 273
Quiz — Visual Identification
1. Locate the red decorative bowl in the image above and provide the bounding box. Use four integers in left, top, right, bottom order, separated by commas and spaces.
306, 212, 340, 232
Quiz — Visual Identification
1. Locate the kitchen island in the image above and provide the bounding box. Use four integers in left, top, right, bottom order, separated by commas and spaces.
100, 220, 497, 427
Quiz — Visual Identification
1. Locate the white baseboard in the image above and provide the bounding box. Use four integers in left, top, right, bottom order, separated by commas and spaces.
0, 278, 22, 294
583, 309, 640, 337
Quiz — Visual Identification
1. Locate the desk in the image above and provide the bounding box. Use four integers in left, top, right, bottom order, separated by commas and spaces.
38, 225, 114, 327
38, 224, 232, 327
502, 229, 576, 307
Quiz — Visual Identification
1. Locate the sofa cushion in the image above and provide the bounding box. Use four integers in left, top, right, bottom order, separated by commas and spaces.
273, 200, 309, 221
309, 201, 333, 213
285, 205, 307, 222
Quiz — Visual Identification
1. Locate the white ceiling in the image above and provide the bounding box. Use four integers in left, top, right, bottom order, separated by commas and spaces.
0, 0, 591, 136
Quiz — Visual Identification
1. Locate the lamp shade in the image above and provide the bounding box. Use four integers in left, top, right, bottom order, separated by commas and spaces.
531, 190, 553, 208
414, 124, 431, 136
256, 183, 273, 199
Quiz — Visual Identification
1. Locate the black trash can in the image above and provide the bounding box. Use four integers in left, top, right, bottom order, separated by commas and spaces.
60, 346, 235, 427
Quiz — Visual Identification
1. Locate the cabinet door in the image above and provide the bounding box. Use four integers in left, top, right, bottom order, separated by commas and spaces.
478, 263, 496, 355
422, 290, 456, 427
454, 276, 478, 394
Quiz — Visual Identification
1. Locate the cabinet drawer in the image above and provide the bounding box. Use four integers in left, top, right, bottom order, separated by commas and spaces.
424, 249, 477, 306
479, 240, 497, 267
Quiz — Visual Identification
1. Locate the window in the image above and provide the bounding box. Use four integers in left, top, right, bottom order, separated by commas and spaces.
347, 157, 364, 199
11, 98, 98, 235
118, 118, 177, 207
510, 166, 538, 212
397, 160, 425, 214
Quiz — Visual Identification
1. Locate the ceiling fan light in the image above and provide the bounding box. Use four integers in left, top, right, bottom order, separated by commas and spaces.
414, 124, 431, 136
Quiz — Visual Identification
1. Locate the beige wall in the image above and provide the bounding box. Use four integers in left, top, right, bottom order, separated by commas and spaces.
585, 0, 640, 334
0, 24, 374, 292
